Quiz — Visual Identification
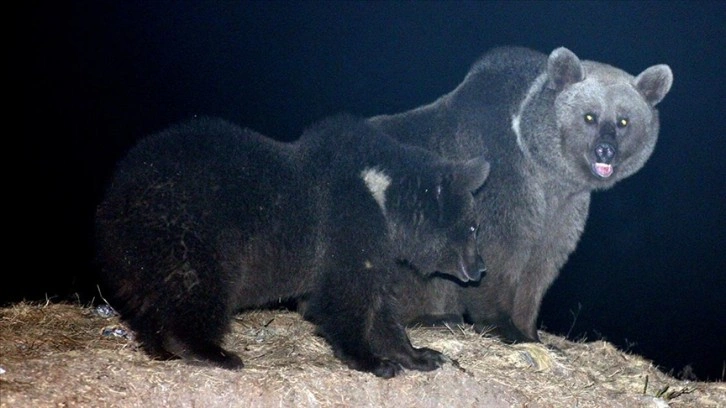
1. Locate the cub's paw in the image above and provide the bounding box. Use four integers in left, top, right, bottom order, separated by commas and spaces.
399, 347, 446, 372
164, 336, 245, 370
371, 359, 404, 379
213, 352, 245, 370
342, 354, 403, 378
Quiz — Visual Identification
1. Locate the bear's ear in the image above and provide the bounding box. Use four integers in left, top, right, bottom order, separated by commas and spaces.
450, 156, 490, 194
634, 64, 673, 106
546, 47, 585, 91
434, 156, 489, 224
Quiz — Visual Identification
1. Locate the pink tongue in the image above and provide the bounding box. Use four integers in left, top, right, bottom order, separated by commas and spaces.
595, 163, 613, 178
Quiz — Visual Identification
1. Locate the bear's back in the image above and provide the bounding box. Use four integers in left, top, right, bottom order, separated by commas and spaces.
96, 117, 328, 313
108, 117, 307, 224
452, 46, 547, 112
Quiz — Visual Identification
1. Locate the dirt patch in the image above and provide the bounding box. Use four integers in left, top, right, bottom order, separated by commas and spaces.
1, 302, 723, 407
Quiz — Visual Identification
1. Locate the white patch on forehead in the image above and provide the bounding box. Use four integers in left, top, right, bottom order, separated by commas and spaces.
361, 167, 391, 213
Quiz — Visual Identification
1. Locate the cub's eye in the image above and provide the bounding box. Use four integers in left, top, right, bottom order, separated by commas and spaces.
617, 117, 629, 128
584, 113, 597, 124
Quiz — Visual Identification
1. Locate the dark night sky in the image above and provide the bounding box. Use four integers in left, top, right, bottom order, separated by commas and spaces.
12, 1, 724, 381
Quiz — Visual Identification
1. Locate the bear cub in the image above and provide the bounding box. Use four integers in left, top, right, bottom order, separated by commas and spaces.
95, 114, 490, 378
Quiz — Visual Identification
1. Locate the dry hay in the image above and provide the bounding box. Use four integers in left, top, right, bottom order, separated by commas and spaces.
0, 301, 723, 407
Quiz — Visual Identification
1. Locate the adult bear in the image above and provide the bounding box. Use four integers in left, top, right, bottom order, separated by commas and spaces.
368, 46, 673, 343
95, 114, 489, 378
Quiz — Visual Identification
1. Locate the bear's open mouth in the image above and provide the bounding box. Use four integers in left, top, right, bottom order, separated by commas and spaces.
592, 162, 613, 178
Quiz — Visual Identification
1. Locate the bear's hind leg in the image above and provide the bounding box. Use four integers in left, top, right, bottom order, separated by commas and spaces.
120, 302, 243, 368
158, 288, 244, 369
153, 263, 244, 369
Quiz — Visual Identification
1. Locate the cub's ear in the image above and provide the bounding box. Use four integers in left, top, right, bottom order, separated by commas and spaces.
547, 47, 585, 91
451, 156, 490, 194
434, 156, 489, 223
634, 64, 673, 106
436, 157, 490, 223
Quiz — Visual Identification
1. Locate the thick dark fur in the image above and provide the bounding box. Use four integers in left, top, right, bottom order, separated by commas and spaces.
95, 114, 490, 378
368, 46, 673, 342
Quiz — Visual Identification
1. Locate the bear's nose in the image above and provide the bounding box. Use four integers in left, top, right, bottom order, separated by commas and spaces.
476, 254, 487, 279
461, 254, 486, 282
594, 142, 616, 164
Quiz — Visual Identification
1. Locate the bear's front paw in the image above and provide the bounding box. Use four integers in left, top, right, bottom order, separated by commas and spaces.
400, 347, 446, 372
371, 359, 403, 379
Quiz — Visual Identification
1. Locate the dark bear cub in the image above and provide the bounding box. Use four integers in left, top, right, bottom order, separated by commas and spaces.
95, 114, 489, 378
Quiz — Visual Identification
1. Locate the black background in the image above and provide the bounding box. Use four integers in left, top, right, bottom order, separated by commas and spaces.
12, 1, 724, 381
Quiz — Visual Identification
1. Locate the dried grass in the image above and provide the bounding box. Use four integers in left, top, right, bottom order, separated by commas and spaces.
1, 301, 723, 407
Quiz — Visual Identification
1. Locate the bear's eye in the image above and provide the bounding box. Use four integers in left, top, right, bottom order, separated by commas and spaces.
617, 117, 629, 128
584, 113, 597, 124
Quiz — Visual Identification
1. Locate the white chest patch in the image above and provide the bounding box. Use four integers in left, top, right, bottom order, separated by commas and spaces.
511, 73, 548, 159
511, 113, 522, 141
360, 167, 391, 213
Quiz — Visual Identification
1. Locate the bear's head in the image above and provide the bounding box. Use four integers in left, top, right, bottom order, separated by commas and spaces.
520, 47, 673, 190
362, 156, 490, 283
